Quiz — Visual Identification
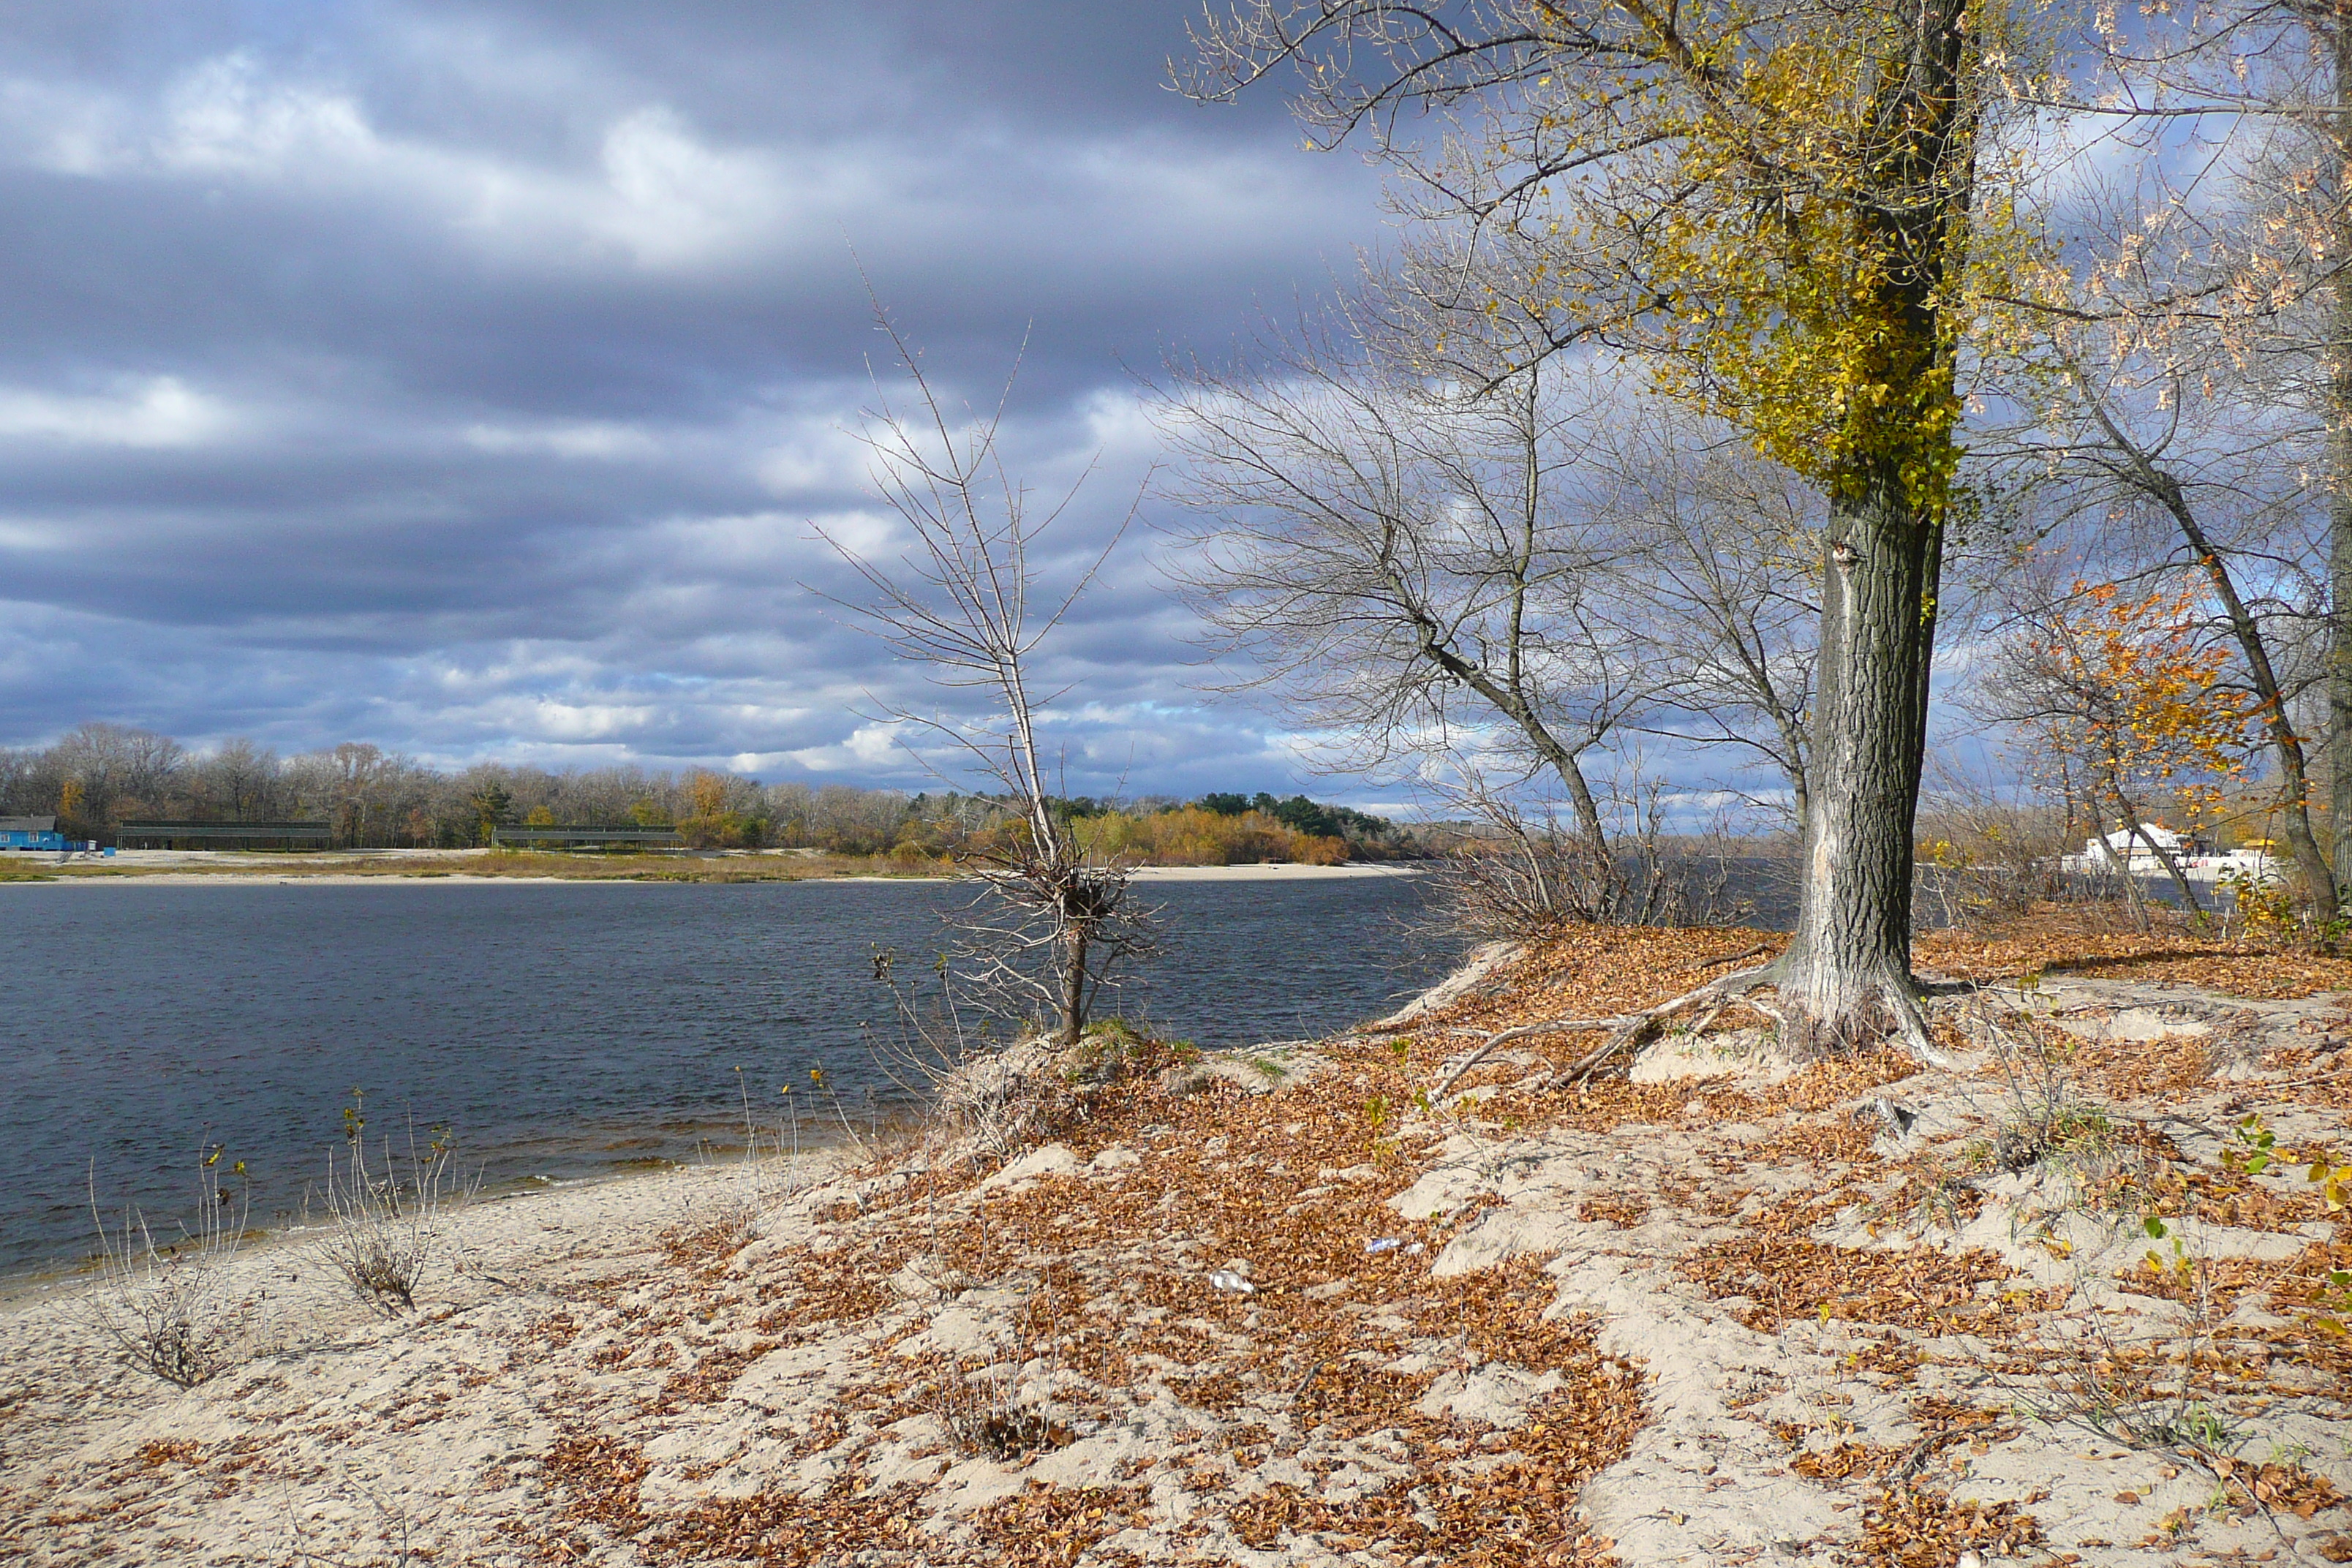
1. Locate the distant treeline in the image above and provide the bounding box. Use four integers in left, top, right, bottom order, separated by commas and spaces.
0, 723, 1424, 862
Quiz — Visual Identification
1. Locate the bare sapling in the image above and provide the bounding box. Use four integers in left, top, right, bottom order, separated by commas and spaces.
811, 303, 1154, 1053
86, 1144, 254, 1386
312, 1091, 473, 1318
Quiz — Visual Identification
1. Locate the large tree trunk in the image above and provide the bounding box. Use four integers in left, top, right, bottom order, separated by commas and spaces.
2332, 325, 2352, 898
1762, 480, 1940, 1052
2327, 17, 2352, 906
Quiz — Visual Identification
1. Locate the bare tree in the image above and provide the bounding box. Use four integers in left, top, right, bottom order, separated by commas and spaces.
813, 311, 1150, 1048
50, 721, 185, 823
1154, 321, 1650, 885
191, 739, 283, 821
1599, 415, 1822, 837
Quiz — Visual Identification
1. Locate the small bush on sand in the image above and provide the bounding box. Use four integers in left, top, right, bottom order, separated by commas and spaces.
925, 1290, 1071, 1460
312, 1093, 473, 1317
86, 1147, 253, 1386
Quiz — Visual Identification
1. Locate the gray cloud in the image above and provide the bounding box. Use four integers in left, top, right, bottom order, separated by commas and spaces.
0, 1, 1390, 797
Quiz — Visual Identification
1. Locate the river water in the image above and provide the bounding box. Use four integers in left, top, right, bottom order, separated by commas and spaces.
0, 875, 1447, 1277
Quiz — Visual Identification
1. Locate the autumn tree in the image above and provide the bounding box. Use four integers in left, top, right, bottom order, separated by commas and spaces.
2038, 1, 2352, 896
1985, 576, 2256, 927
1988, 343, 2336, 911
1187, 0, 2040, 1052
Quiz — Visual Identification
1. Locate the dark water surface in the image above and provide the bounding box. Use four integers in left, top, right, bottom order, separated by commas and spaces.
0, 875, 1445, 1277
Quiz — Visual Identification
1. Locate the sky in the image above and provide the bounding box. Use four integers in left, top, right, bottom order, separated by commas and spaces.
0, 1, 1407, 799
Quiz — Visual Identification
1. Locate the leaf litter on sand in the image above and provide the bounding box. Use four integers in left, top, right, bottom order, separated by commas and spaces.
22, 921, 2352, 1567
500, 1016, 1652, 1567
518, 921, 2352, 1567
1917, 906, 2352, 1000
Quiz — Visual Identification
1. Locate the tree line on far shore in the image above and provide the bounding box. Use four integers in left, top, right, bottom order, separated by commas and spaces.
0, 721, 1422, 863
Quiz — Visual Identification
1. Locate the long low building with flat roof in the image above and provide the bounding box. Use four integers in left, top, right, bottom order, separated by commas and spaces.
116, 820, 333, 848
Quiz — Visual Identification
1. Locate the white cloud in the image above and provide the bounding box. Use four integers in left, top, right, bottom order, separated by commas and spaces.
157, 53, 376, 174
461, 420, 661, 460
0, 377, 239, 448
0, 46, 1362, 282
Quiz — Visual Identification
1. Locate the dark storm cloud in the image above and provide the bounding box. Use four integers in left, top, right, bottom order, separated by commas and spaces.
0, 0, 1384, 794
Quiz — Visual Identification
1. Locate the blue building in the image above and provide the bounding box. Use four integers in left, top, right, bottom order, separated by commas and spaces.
0, 815, 71, 851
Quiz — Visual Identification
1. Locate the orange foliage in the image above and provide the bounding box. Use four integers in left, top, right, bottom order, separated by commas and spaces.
2023, 578, 2254, 832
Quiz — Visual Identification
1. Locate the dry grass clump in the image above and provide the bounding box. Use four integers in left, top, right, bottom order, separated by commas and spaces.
312, 1112, 473, 1317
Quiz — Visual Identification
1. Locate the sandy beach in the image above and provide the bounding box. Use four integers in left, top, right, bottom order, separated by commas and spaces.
6, 925, 2351, 1567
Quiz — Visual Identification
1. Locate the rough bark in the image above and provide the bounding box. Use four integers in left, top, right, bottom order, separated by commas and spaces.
2328, 17, 2352, 905
1763, 481, 1942, 1051
1058, 916, 1090, 1049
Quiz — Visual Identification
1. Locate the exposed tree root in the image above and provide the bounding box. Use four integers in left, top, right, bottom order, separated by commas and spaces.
1428, 1017, 1635, 1103
1686, 941, 1777, 973
1422, 960, 1956, 1104
1879, 978, 1956, 1068
1425, 962, 1777, 1103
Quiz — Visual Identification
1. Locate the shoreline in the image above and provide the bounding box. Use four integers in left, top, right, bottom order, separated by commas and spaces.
0, 1150, 833, 1310
1, 858, 1425, 887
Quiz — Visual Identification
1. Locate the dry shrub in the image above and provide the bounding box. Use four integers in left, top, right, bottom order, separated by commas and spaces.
312, 1114, 473, 1317
928, 1019, 1188, 1161
921, 1290, 1071, 1461
86, 1149, 255, 1387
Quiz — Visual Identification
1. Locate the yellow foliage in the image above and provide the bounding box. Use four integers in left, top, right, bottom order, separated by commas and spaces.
1074, 807, 1349, 867
1485, 0, 2054, 515
687, 772, 729, 818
